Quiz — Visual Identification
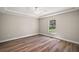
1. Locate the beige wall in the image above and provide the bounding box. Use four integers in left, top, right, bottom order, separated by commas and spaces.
0, 10, 79, 43
39, 10, 79, 42
39, 16, 53, 35
0, 13, 39, 42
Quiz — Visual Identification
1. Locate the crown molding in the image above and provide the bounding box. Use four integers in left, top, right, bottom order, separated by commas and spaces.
0, 7, 79, 19
0, 7, 38, 18
39, 8, 79, 18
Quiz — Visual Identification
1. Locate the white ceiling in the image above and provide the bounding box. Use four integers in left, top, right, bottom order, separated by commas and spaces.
0, 7, 78, 18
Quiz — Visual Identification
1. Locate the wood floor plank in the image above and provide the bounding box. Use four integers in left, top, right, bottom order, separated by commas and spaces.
0, 34, 79, 52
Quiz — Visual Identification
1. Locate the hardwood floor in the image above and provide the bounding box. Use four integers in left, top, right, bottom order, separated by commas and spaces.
0, 34, 79, 52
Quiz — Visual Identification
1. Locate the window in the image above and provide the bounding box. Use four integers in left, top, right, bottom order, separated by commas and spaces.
49, 20, 56, 33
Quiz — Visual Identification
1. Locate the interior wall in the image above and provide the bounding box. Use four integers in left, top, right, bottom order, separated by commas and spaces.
39, 10, 79, 42
39, 16, 54, 36
0, 9, 79, 43
0, 12, 39, 42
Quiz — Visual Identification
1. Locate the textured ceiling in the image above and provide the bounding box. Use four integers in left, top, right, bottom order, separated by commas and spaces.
0, 7, 78, 18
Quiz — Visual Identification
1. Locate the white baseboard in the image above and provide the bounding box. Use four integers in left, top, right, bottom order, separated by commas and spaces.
54, 36, 79, 45
40, 33, 79, 45
39, 33, 54, 37
0, 33, 39, 43
1, 33, 79, 45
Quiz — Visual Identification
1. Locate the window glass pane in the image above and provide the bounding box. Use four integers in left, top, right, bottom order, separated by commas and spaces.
49, 20, 56, 32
